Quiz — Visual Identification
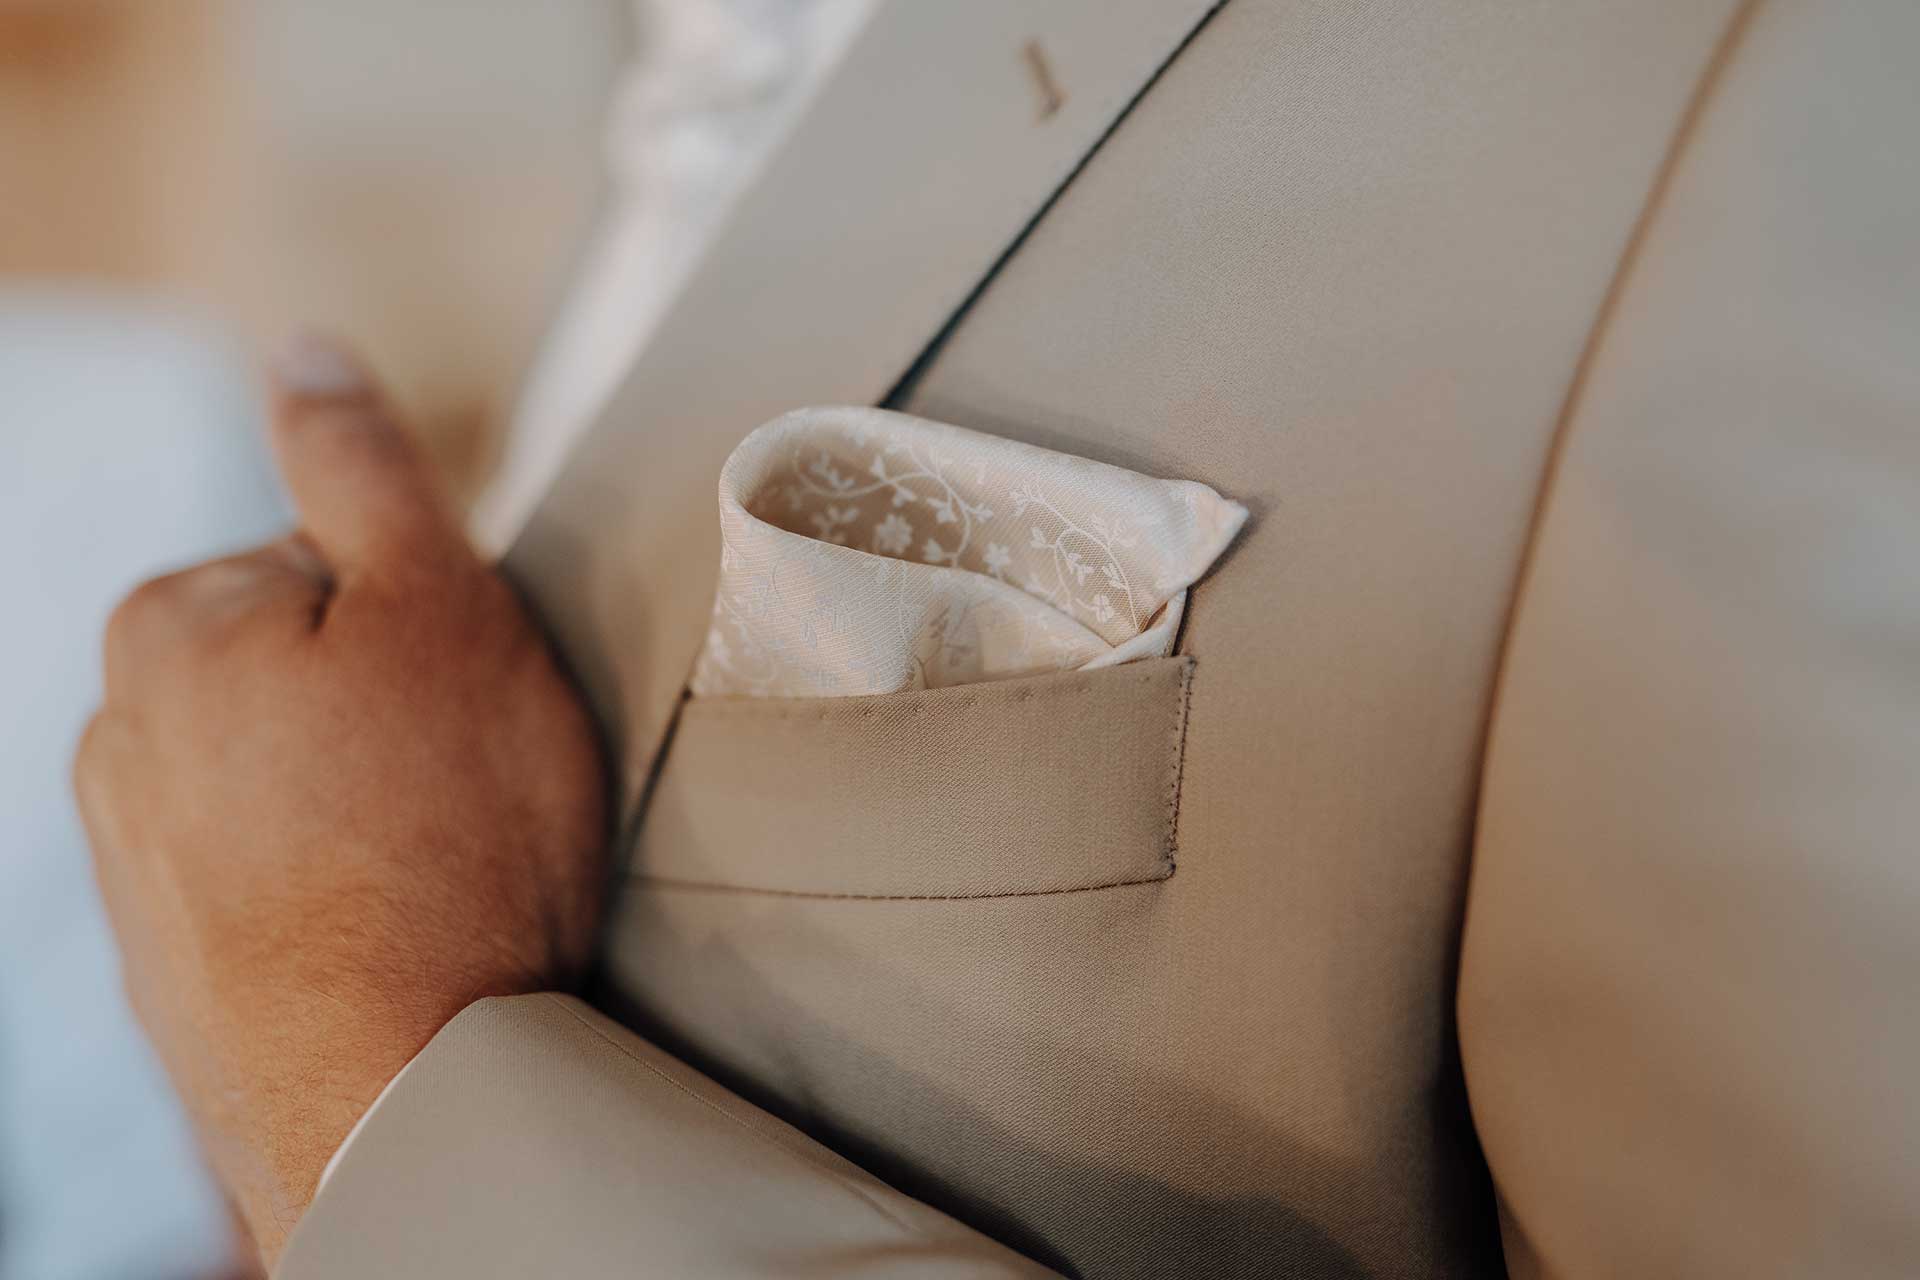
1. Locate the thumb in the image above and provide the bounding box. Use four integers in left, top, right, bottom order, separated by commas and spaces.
268, 334, 464, 578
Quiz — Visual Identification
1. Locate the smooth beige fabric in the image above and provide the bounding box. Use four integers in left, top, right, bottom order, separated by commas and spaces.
592, 1, 1742, 1275
279, 995, 1051, 1278
285, 1, 1918, 1277
690, 408, 1244, 696
1458, 2, 1920, 1275
644, 659, 1192, 897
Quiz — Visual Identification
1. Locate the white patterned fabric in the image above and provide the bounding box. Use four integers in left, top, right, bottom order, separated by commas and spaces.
690, 407, 1246, 697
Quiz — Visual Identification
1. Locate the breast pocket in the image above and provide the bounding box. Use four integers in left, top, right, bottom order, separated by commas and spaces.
630, 656, 1195, 900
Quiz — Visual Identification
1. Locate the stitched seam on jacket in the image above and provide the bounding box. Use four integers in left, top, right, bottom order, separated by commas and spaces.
626, 871, 1172, 901
643, 658, 1193, 898
1161, 657, 1195, 875
681, 658, 1184, 723
540, 995, 933, 1239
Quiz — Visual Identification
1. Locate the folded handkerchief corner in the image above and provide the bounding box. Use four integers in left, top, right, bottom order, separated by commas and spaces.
691, 406, 1246, 698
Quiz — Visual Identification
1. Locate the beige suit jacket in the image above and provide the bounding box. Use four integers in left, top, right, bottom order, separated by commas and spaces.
282, 1, 1920, 1275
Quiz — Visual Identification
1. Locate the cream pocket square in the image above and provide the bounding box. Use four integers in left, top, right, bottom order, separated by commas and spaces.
690, 407, 1247, 697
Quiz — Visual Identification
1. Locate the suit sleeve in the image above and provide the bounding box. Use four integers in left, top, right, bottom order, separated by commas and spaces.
276, 994, 1054, 1278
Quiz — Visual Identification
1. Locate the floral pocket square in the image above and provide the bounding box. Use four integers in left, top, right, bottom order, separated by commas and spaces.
691, 407, 1247, 697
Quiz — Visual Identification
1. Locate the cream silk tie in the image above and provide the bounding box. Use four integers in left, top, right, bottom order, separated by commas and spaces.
690, 407, 1246, 697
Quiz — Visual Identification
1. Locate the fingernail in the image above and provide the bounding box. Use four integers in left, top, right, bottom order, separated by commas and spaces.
272, 333, 365, 397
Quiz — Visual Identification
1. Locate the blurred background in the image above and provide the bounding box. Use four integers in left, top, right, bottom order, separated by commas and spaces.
1, 0, 628, 494
2, 2, 629, 1276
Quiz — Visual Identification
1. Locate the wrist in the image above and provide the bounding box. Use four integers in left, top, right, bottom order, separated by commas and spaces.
228, 981, 480, 1265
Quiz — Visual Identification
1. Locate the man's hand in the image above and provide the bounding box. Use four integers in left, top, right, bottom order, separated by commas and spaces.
73, 337, 609, 1265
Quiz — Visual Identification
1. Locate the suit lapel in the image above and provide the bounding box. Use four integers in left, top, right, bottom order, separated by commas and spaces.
506, 0, 1224, 800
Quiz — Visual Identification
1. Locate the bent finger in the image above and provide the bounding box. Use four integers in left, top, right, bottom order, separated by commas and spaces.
102, 537, 330, 703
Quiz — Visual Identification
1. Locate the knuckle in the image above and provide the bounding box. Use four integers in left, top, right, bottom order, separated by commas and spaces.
101, 563, 244, 695
105, 574, 173, 644
71, 713, 104, 790
71, 713, 127, 849
102, 572, 195, 694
